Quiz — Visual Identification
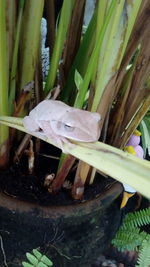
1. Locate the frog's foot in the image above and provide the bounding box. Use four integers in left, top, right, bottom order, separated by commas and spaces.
36, 121, 75, 153
56, 136, 75, 154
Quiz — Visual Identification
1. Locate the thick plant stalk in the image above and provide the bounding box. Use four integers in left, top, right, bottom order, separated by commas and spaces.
62, 0, 86, 81
89, 0, 107, 89
71, 161, 92, 199
6, 0, 17, 68
20, 0, 44, 89
51, 155, 75, 193
0, 116, 150, 199
45, 0, 75, 93
9, 0, 25, 114
96, 0, 107, 38
0, 0, 9, 168
45, 0, 55, 56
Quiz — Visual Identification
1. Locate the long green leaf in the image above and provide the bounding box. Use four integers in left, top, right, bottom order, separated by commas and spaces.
0, 0, 9, 155
0, 116, 150, 199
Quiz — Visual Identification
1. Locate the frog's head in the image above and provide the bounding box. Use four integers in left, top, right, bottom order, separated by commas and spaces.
50, 109, 101, 142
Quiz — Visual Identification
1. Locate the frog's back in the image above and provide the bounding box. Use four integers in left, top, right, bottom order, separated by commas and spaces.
31, 100, 70, 121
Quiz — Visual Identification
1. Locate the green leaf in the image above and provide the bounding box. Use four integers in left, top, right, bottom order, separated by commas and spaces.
22, 250, 53, 267
32, 249, 42, 260
41, 255, 53, 266
74, 69, 83, 91
22, 262, 33, 267
26, 252, 38, 265
37, 262, 47, 267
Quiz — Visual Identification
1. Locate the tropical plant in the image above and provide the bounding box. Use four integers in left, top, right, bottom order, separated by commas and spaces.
0, 0, 150, 200
112, 207, 150, 267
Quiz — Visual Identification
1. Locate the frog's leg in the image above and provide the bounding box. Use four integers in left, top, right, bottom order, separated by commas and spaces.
58, 136, 75, 153
23, 116, 40, 132
39, 121, 74, 153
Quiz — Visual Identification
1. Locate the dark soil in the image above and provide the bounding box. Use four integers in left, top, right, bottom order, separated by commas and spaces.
0, 143, 116, 206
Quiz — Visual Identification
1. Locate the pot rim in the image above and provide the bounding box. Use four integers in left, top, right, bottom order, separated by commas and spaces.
0, 182, 122, 219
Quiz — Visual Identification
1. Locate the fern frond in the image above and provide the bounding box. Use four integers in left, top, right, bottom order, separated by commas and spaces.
112, 228, 147, 251
121, 207, 150, 230
135, 235, 150, 267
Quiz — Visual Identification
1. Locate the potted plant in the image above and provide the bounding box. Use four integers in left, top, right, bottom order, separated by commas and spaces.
0, 0, 150, 266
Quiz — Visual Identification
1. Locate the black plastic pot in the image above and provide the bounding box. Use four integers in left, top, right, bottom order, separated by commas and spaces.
0, 182, 123, 267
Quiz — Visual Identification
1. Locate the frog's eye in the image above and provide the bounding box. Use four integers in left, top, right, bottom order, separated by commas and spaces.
64, 124, 74, 132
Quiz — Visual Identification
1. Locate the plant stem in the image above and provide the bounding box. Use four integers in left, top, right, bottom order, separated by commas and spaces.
44, 0, 75, 94
52, 155, 75, 192
20, 0, 44, 89
62, 0, 85, 83
9, 0, 25, 114
0, 0, 9, 167
6, 0, 17, 69
45, 0, 55, 56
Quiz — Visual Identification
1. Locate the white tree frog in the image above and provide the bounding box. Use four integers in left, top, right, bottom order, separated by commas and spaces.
23, 100, 101, 152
